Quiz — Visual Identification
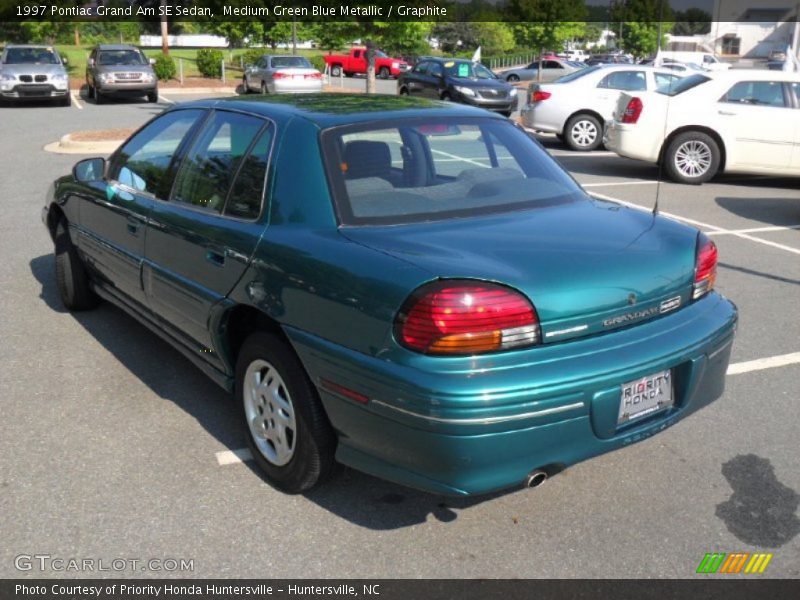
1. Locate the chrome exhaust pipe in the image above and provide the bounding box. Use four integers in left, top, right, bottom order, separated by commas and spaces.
525, 469, 547, 488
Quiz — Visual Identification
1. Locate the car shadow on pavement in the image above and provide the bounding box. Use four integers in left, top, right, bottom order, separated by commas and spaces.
716, 196, 800, 228
554, 154, 661, 180
29, 253, 525, 529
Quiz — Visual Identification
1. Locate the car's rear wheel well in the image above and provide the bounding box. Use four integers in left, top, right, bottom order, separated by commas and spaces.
222, 305, 291, 368
660, 126, 726, 173
46, 205, 65, 242
563, 109, 604, 136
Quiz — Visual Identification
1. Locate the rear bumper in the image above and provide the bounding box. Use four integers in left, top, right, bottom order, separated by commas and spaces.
604, 121, 661, 162
286, 292, 738, 495
268, 79, 324, 94
520, 103, 563, 133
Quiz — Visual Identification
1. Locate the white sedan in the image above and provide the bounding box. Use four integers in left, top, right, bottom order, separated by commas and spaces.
605, 70, 800, 184
520, 65, 684, 151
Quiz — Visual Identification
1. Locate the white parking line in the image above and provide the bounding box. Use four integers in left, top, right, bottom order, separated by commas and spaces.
550, 150, 617, 157
707, 225, 800, 236
71, 91, 82, 109
429, 148, 490, 169
582, 181, 658, 188
214, 352, 800, 467
216, 448, 253, 465
590, 191, 800, 256
727, 352, 800, 375
159, 95, 175, 104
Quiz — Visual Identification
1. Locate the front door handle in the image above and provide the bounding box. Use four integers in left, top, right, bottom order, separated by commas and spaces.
126, 222, 139, 236
718, 110, 737, 116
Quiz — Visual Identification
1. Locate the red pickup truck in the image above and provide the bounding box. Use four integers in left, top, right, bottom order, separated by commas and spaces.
324, 48, 410, 79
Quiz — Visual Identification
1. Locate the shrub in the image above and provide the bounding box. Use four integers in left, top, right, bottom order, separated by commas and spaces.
196, 48, 224, 78
241, 49, 266, 68
152, 54, 176, 81
308, 54, 326, 73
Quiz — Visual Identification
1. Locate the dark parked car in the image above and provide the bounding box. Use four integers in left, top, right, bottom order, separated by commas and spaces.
86, 44, 157, 104
397, 57, 518, 116
43, 95, 736, 496
586, 53, 634, 66
0, 44, 70, 106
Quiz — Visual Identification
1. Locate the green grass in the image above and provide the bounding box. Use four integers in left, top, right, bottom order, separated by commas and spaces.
56, 44, 328, 82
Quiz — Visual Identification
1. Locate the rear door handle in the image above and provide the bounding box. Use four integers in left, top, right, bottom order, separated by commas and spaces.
205, 249, 225, 266
718, 110, 737, 116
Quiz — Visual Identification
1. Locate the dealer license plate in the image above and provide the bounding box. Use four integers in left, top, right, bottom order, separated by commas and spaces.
618, 369, 673, 424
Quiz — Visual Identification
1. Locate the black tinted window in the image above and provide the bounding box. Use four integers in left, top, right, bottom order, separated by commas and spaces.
113, 110, 203, 197
171, 111, 265, 213
657, 73, 711, 96
225, 126, 274, 220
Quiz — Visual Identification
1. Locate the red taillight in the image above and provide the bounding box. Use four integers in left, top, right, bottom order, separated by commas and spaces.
395, 281, 541, 355
622, 97, 643, 124
693, 235, 718, 299
272, 71, 290, 79
306, 72, 322, 79
532, 90, 551, 103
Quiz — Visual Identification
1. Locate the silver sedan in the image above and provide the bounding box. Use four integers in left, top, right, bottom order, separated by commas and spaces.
243, 55, 323, 94
502, 58, 585, 83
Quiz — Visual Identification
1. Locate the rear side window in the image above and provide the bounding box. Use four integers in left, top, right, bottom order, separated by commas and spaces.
554, 65, 600, 83
721, 81, 787, 107
113, 109, 203, 198
598, 71, 646, 91
322, 117, 584, 226
225, 126, 275, 220
656, 73, 711, 96
654, 72, 680, 89
170, 111, 265, 213
791, 83, 800, 105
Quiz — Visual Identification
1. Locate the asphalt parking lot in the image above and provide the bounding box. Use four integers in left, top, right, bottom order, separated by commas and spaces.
1, 90, 798, 579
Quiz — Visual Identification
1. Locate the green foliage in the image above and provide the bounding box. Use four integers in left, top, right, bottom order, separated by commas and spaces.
306, 22, 359, 52
196, 48, 225, 78
308, 55, 327, 73
672, 9, 712, 36
472, 23, 516, 56
620, 22, 672, 58
152, 53, 176, 81
241, 49, 266, 67
507, 0, 588, 52
433, 22, 515, 56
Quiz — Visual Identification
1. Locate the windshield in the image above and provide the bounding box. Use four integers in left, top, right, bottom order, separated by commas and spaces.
375, 50, 388, 58
445, 61, 496, 79
3, 47, 59, 65
98, 50, 147, 66
322, 117, 585, 226
272, 56, 313, 68
657, 73, 711, 96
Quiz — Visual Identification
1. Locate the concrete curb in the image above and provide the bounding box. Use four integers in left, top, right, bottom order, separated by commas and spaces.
44, 133, 123, 155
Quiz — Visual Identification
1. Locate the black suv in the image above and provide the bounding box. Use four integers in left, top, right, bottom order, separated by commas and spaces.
397, 57, 518, 116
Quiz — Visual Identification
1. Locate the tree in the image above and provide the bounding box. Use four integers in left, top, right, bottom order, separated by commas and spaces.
609, 0, 673, 57
472, 23, 516, 56
306, 22, 358, 53
672, 9, 712, 36
508, 0, 588, 53
432, 23, 478, 54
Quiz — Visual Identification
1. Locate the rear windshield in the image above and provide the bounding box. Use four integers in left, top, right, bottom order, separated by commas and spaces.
657, 73, 711, 96
98, 50, 147, 66
3, 47, 59, 64
272, 56, 313, 68
553, 65, 600, 83
322, 117, 585, 226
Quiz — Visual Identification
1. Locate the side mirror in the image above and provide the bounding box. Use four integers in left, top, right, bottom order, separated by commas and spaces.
149, 57, 156, 65
61, 56, 68, 65
73, 157, 106, 183
87, 58, 94, 67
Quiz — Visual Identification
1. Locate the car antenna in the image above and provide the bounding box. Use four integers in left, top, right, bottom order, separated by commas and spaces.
653, 74, 676, 216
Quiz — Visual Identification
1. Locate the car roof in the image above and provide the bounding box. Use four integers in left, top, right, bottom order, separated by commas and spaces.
426, 57, 474, 64
176, 94, 505, 128
4, 44, 56, 49
96, 44, 141, 51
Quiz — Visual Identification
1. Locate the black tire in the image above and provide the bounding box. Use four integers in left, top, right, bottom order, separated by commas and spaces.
242, 76, 250, 94
330, 65, 342, 77
664, 131, 721, 184
147, 89, 158, 103
236, 331, 336, 493
398, 86, 409, 96
95, 90, 105, 104
441, 92, 452, 102
555, 133, 565, 141
87, 82, 95, 100
54, 220, 98, 311
564, 113, 603, 151
260, 81, 268, 95
378, 66, 390, 79
506, 74, 520, 82
60, 92, 71, 107
499, 111, 512, 118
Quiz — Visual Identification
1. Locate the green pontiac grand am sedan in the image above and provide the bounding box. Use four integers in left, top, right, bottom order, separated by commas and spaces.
42, 95, 737, 496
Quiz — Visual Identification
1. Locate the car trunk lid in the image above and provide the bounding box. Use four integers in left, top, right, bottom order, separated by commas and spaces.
342, 198, 698, 343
